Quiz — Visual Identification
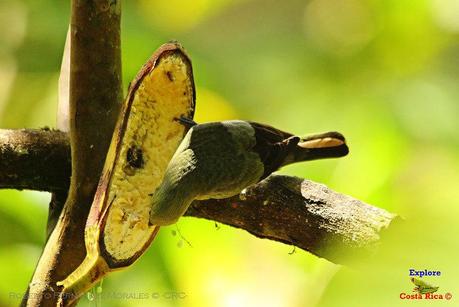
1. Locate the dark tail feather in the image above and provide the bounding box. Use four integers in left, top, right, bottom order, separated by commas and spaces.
283, 131, 349, 165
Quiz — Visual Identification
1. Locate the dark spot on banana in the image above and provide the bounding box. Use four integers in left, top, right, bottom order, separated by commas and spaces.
166, 71, 174, 81
126, 145, 144, 169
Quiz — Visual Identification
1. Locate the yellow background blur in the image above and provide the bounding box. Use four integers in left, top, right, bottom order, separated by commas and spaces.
0, 0, 458, 306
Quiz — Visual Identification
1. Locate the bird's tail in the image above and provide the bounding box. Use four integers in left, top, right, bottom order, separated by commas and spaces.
283, 131, 349, 165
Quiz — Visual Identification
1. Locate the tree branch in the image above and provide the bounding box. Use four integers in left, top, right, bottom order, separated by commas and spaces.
0, 129, 70, 192
189, 176, 396, 264
1, 129, 396, 265
21, 1, 123, 305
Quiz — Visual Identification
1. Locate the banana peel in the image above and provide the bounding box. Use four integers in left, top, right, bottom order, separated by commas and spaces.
56, 42, 195, 305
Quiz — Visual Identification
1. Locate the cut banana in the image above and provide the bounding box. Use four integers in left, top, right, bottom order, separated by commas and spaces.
57, 42, 195, 304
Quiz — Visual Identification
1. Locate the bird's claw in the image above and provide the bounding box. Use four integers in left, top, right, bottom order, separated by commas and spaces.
175, 115, 198, 128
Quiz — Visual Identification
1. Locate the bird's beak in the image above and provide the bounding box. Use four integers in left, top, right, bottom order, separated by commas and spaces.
298, 131, 346, 149
294, 131, 349, 161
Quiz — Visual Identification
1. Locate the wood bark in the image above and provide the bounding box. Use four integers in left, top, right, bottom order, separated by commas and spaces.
20, 1, 123, 305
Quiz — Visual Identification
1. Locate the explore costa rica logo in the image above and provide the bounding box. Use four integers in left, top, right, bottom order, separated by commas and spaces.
399, 269, 452, 300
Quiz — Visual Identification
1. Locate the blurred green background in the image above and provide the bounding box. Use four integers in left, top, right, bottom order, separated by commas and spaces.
1, 0, 459, 306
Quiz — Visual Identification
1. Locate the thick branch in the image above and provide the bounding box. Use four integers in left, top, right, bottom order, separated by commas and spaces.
1, 129, 396, 264
0, 129, 70, 192
188, 176, 395, 263
22, 1, 123, 306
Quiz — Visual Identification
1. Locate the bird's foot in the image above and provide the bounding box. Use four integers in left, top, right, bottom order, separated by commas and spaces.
175, 115, 198, 128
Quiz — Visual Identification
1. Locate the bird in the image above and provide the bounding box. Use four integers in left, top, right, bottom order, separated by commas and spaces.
149, 118, 349, 226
